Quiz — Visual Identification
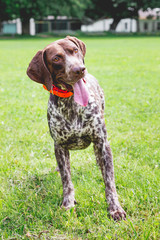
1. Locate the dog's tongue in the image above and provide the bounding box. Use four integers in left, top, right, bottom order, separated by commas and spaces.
73, 79, 89, 106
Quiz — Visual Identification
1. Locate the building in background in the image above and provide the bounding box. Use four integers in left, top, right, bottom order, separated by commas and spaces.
138, 8, 160, 32
1, 9, 160, 35
81, 8, 160, 33
1, 16, 82, 35
34, 16, 82, 35
2, 19, 22, 35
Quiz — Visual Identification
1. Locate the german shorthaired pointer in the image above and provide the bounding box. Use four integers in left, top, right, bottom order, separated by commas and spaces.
27, 36, 126, 221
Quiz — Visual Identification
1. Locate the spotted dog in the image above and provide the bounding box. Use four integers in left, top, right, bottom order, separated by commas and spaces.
27, 36, 126, 221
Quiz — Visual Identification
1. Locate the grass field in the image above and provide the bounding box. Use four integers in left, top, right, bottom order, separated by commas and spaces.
0, 36, 160, 239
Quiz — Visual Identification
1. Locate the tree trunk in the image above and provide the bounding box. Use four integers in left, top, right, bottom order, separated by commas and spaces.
0, 20, 2, 34
136, 18, 140, 32
22, 20, 30, 35
110, 17, 121, 32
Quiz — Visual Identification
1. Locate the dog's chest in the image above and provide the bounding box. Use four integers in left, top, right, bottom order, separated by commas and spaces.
47, 96, 96, 149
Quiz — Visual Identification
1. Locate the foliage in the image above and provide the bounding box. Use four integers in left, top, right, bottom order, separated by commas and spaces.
48, 0, 91, 19
0, 0, 50, 34
0, 0, 14, 31
0, 36, 160, 239
0, 0, 9, 22
1, 0, 91, 34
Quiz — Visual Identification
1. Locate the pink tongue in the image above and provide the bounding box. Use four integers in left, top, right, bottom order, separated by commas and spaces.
73, 79, 89, 106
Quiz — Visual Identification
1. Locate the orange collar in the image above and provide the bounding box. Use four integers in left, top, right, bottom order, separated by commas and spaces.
43, 84, 73, 98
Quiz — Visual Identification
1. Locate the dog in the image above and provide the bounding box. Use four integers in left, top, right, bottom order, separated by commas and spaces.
27, 36, 126, 221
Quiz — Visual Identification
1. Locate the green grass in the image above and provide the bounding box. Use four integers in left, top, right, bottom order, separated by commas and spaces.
0, 36, 160, 239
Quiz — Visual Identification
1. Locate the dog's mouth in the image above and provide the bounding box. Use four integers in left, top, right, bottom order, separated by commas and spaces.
57, 81, 73, 92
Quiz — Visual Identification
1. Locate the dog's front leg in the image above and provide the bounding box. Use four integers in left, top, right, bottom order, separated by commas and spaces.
54, 143, 76, 209
93, 139, 126, 221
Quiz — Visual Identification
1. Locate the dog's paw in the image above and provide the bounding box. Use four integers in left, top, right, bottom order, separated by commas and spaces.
108, 205, 126, 221
62, 197, 77, 210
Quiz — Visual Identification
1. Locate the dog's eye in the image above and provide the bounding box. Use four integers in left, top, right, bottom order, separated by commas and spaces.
74, 49, 78, 54
53, 57, 59, 62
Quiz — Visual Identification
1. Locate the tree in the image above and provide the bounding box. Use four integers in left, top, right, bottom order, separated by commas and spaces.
0, 0, 49, 34
1, 0, 91, 34
85, 0, 160, 31
48, 0, 91, 19
0, 0, 12, 32
85, 0, 133, 30
11, 0, 52, 34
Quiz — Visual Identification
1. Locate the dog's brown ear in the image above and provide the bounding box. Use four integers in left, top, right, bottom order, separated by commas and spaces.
66, 36, 86, 57
27, 50, 52, 91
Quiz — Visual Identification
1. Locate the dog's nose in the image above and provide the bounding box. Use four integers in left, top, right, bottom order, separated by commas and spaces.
72, 66, 86, 75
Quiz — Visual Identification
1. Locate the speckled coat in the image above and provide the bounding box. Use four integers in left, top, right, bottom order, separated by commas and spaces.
27, 36, 126, 221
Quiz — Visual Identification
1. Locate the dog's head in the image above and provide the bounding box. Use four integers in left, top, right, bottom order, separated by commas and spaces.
27, 36, 89, 106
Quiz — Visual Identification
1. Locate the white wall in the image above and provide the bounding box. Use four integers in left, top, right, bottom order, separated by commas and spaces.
81, 18, 137, 33
30, 18, 36, 35
81, 19, 113, 32
116, 19, 137, 32
16, 18, 22, 34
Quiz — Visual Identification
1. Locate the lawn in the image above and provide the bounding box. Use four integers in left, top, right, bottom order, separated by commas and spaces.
0, 36, 160, 239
